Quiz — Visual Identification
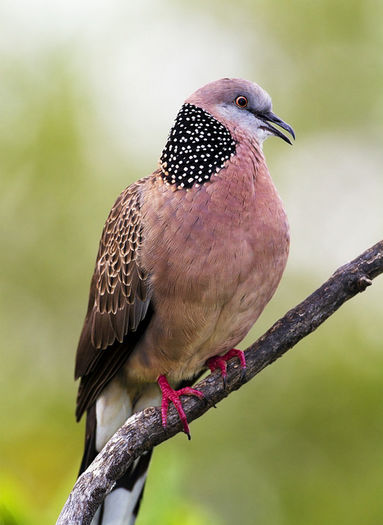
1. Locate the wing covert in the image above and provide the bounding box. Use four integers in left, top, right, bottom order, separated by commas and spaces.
75, 179, 152, 385
91, 183, 150, 350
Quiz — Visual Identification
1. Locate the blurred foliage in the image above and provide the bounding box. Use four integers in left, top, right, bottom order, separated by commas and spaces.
0, 1, 382, 524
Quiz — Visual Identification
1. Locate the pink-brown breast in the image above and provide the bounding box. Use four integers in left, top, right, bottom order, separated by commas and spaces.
125, 136, 289, 384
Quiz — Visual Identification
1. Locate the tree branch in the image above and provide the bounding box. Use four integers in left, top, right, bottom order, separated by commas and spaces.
57, 240, 383, 525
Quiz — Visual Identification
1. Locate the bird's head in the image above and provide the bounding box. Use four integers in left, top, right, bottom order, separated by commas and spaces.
186, 78, 295, 146
160, 78, 294, 189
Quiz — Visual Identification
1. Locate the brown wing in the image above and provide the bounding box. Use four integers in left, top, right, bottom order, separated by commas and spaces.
75, 179, 153, 420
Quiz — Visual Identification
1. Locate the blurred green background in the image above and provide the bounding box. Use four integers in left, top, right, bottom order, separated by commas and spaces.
1, 1, 383, 524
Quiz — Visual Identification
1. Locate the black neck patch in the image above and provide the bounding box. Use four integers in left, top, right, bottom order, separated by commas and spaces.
160, 103, 236, 189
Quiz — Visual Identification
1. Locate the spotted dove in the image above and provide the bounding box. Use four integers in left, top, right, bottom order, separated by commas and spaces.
75, 78, 294, 524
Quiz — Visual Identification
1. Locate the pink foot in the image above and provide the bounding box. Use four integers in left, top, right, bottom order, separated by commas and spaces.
206, 348, 247, 387
157, 375, 204, 439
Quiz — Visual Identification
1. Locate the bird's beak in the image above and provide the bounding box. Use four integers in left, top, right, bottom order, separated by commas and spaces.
256, 111, 295, 145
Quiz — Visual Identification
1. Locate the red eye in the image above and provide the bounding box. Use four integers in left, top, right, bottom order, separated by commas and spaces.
235, 96, 248, 108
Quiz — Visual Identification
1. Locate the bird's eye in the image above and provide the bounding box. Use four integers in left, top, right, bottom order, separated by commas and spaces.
235, 96, 248, 108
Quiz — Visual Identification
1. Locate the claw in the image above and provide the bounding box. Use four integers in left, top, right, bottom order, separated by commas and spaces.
157, 375, 204, 438
206, 348, 247, 387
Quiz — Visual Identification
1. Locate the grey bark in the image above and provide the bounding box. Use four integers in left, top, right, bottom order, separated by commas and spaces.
57, 240, 383, 525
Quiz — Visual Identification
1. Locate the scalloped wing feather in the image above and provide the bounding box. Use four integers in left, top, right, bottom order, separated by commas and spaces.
90, 182, 151, 350
74, 179, 152, 392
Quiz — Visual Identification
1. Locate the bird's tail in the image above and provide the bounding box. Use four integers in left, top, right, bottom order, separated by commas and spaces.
79, 380, 158, 525
90, 450, 152, 525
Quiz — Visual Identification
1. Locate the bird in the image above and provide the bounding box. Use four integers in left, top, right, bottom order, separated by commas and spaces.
74, 77, 294, 525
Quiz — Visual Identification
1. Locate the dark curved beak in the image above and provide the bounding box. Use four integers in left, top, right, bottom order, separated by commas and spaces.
256, 111, 295, 145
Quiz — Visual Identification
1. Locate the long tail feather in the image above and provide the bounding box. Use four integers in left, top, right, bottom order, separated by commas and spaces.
91, 451, 153, 525
79, 380, 154, 525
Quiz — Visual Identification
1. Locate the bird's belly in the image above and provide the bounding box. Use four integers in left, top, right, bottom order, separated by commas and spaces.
167, 258, 284, 382
125, 234, 287, 384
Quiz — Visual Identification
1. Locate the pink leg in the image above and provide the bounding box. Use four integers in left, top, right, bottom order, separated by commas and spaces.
206, 348, 247, 386
157, 375, 204, 440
